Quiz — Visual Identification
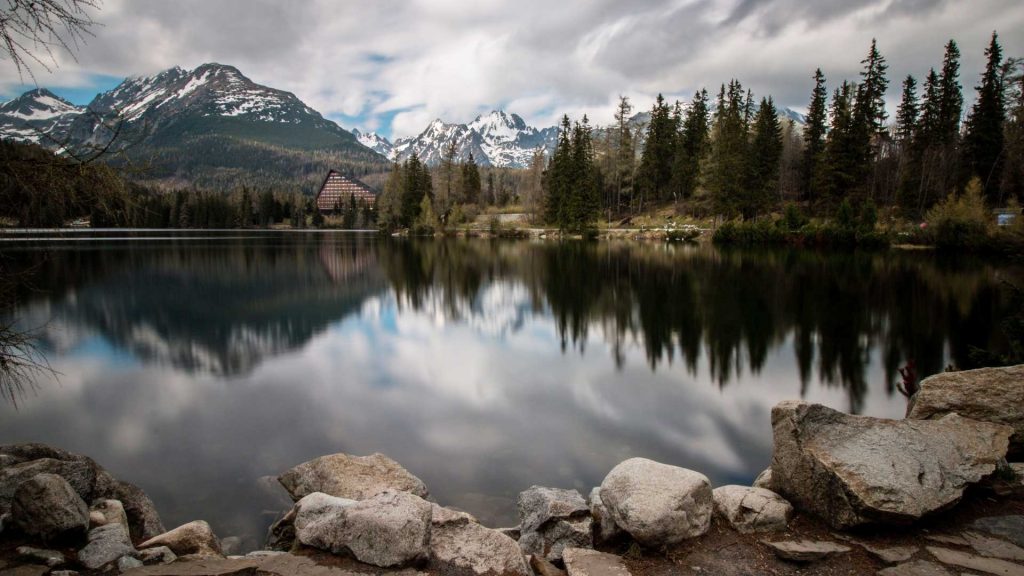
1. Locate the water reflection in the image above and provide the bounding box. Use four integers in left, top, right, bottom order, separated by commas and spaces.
0, 233, 1019, 550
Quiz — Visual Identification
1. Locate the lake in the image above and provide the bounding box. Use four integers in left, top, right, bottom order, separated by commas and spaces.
0, 230, 1020, 551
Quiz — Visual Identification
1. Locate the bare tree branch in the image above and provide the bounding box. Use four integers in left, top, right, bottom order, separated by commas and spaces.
1, 0, 101, 83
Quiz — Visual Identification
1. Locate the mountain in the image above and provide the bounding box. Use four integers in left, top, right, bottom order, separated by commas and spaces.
357, 110, 558, 169
0, 88, 84, 145
1, 64, 387, 193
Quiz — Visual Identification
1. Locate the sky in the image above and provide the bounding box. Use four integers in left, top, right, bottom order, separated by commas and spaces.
2, 0, 1022, 140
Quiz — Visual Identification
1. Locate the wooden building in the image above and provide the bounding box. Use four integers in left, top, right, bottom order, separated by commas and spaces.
315, 170, 377, 212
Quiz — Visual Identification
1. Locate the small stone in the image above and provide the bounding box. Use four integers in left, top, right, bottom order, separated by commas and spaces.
588, 488, 623, 544
861, 543, 919, 564
877, 560, 953, 576
89, 499, 129, 532
927, 546, 1024, 576
77, 523, 136, 570
761, 540, 851, 562
712, 485, 792, 533
752, 468, 774, 491
530, 555, 568, 576
518, 486, 593, 562
15, 546, 65, 567
964, 531, 1024, 562
970, 516, 1024, 548
562, 548, 632, 576
429, 513, 532, 576
137, 546, 177, 565
116, 555, 143, 572
139, 520, 222, 557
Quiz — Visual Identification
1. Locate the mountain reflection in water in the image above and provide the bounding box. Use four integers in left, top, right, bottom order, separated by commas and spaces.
0, 231, 1018, 551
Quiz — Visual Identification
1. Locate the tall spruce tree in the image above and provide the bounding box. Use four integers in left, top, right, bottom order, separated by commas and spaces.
852, 39, 889, 196
744, 97, 784, 218
819, 82, 859, 206
636, 94, 675, 207
545, 115, 574, 225
708, 80, 749, 217
937, 40, 964, 144
612, 96, 636, 214
802, 69, 828, 202
671, 88, 711, 200
895, 75, 919, 143
963, 32, 1006, 199
461, 152, 481, 205
568, 116, 600, 232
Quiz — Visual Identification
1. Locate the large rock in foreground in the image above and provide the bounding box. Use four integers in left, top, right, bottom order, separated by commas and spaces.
278, 452, 429, 502
11, 473, 89, 541
517, 486, 592, 562
906, 364, 1024, 456
599, 458, 712, 546
295, 490, 431, 567
0, 443, 164, 540
771, 401, 1012, 529
712, 485, 792, 533
429, 503, 532, 576
78, 523, 137, 569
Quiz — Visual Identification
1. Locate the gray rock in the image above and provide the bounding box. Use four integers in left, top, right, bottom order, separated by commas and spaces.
278, 452, 429, 502
970, 516, 1024, 548
907, 364, 1024, 456
599, 458, 712, 546
103, 479, 165, 541
926, 546, 1024, 576
89, 499, 129, 531
295, 489, 431, 567
77, 524, 137, 570
265, 507, 298, 552
15, 546, 65, 567
139, 520, 223, 557
518, 486, 592, 562
877, 560, 953, 576
771, 401, 1012, 529
752, 468, 774, 491
429, 506, 532, 576
137, 546, 177, 565
117, 555, 144, 572
761, 539, 851, 562
0, 458, 97, 509
860, 543, 918, 564
11, 473, 90, 541
588, 488, 623, 544
712, 485, 792, 533
562, 548, 632, 576
964, 531, 1024, 562
497, 526, 521, 541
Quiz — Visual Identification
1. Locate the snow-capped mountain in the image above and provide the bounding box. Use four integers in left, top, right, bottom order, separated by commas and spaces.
0, 88, 84, 145
358, 110, 558, 169
351, 128, 395, 157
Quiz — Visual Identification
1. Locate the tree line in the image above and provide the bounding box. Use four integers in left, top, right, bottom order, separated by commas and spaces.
539, 31, 1022, 230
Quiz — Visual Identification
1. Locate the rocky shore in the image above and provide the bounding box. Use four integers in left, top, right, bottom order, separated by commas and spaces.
1, 364, 1022, 576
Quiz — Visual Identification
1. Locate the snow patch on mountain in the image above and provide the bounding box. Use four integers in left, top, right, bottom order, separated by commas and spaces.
0, 88, 84, 144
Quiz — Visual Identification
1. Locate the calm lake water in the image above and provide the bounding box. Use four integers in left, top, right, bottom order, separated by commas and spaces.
1, 231, 1020, 550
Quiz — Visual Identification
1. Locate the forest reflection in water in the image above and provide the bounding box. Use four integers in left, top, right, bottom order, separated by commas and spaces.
0, 231, 1019, 548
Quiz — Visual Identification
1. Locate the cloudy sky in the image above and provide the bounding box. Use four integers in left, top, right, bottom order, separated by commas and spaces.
2, 0, 1022, 139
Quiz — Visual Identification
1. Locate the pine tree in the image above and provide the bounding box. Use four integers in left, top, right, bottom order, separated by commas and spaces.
461, 152, 481, 205
895, 75, 919, 143
401, 153, 429, 227
937, 39, 964, 144
612, 96, 635, 214
819, 82, 859, 206
802, 69, 828, 202
852, 39, 889, 196
672, 88, 710, 200
743, 97, 784, 218
236, 186, 252, 228
636, 94, 675, 206
545, 115, 574, 224
708, 80, 749, 217
569, 116, 600, 232
439, 140, 458, 213
963, 32, 1006, 199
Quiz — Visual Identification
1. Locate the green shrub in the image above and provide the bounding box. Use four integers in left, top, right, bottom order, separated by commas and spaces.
926, 178, 991, 248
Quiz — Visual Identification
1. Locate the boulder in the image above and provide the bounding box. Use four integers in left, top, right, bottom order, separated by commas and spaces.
970, 515, 1024, 548
752, 468, 774, 491
599, 458, 712, 546
295, 490, 431, 567
963, 531, 1024, 561
0, 443, 164, 540
278, 452, 429, 502
139, 520, 223, 557
712, 485, 792, 533
529, 555, 567, 576
11, 473, 90, 541
137, 546, 177, 565
907, 364, 1024, 456
77, 524, 137, 570
562, 548, 632, 576
588, 488, 623, 544
265, 507, 298, 552
118, 556, 144, 571
89, 499, 129, 532
761, 539, 851, 562
771, 401, 1012, 529
517, 486, 592, 562
429, 504, 532, 576
925, 546, 1024, 576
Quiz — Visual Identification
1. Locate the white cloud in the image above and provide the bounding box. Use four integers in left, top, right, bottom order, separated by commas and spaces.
2, 0, 1022, 138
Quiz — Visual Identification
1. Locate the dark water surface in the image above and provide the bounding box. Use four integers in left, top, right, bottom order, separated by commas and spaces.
1, 231, 1020, 550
